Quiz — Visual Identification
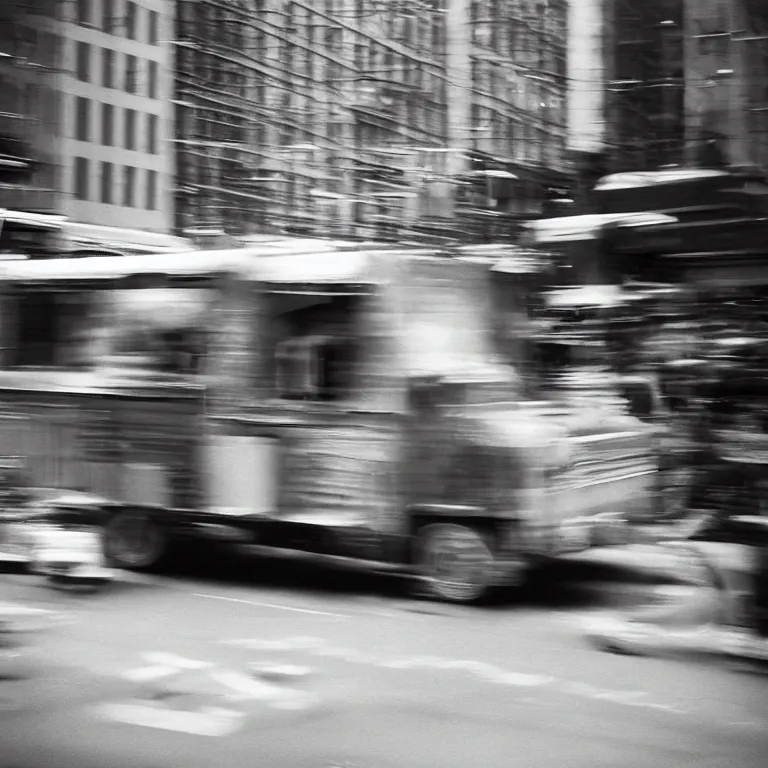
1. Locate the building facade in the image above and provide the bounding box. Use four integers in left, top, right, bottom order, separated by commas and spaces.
0, 0, 61, 213
683, 0, 768, 170
604, 0, 686, 172
572, 0, 768, 177
53, 0, 175, 233
174, 0, 569, 243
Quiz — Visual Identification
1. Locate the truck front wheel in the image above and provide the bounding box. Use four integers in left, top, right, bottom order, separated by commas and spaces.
103, 510, 167, 570
414, 522, 496, 604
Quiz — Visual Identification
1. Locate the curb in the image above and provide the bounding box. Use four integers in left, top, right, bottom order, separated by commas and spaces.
572, 580, 708, 611
0, 553, 29, 575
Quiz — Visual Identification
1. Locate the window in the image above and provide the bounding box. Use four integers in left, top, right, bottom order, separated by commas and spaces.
146, 114, 158, 153
102, 103, 114, 145
107, 289, 212, 375
102, 48, 115, 88
123, 165, 135, 206
125, 1, 138, 40
76, 41, 91, 82
145, 169, 157, 209
148, 10, 159, 45
73, 157, 89, 200
100, 161, 113, 204
102, 0, 115, 33
125, 55, 138, 93
147, 60, 158, 99
77, 0, 92, 26
698, 33, 729, 57
75, 97, 90, 141
124, 109, 136, 150
274, 298, 360, 401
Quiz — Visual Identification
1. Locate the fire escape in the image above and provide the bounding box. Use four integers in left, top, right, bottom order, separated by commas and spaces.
608, 0, 686, 172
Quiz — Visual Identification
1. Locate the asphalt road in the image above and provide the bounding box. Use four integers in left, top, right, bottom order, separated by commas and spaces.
1, 550, 767, 768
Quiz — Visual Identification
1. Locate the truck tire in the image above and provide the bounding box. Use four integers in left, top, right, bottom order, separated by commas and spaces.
414, 522, 496, 604
103, 510, 167, 570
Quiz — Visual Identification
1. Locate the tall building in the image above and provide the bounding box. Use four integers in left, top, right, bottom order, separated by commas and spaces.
449, 0, 570, 238
173, 0, 569, 243
684, 0, 768, 170
0, 0, 60, 213
604, 0, 686, 172
572, 0, 768, 177
53, 0, 175, 233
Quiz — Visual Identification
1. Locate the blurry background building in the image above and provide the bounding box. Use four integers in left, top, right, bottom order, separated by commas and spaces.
173, 0, 570, 244
0, 0, 60, 213
683, 0, 768, 171
54, 0, 175, 233
604, 0, 686, 172
573, 0, 768, 177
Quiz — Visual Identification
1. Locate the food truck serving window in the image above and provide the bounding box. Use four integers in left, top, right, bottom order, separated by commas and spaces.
103, 287, 213, 375
10, 284, 214, 373
12, 289, 92, 367
270, 293, 360, 402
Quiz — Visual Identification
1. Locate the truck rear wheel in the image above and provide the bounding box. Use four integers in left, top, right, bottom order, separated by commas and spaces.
414, 523, 496, 604
103, 510, 167, 570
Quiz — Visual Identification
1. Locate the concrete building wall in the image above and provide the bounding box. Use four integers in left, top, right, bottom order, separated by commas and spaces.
567, 0, 607, 155
604, 0, 686, 172
52, 0, 174, 232
684, 0, 768, 169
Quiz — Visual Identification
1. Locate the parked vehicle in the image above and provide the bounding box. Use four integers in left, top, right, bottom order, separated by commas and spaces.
584, 511, 768, 665
0, 241, 658, 602
0, 461, 114, 591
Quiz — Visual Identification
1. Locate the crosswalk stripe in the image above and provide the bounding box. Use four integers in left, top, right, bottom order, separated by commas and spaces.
208, 669, 287, 701
96, 702, 245, 737
141, 652, 213, 670
122, 665, 179, 683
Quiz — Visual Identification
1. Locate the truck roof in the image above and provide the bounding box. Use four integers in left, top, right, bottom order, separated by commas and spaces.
0, 241, 440, 286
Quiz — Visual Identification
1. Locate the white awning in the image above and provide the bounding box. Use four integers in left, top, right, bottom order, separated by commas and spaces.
523, 212, 678, 243
0, 209, 66, 230
64, 222, 195, 253
0, 249, 251, 282
545, 284, 627, 308
594, 169, 730, 192
255, 250, 375, 286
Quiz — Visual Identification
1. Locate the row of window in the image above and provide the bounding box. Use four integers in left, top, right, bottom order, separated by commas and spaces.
471, 59, 565, 124
76, 0, 160, 46
7, 25, 60, 71
74, 98, 159, 154
73, 158, 158, 210
470, 103, 566, 167
76, 42, 161, 99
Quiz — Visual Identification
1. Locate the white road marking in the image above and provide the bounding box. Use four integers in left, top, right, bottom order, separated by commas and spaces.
225, 636, 325, 651
142, 652, 213, 670
208, 669, 287, 701
96, 702, 245, 737
122, 652, 214, 683
106, 647, 320, 734
221, 636, 698, 718
122, 665, 180, 683
194, 593, 347, 618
